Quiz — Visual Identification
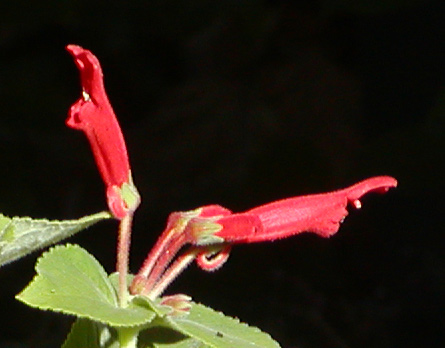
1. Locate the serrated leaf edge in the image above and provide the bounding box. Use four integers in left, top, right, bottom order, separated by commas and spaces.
0, 211, 112, 234
16, 244, 155, 327
0, 211, 112, 267
164, 302, 281, 348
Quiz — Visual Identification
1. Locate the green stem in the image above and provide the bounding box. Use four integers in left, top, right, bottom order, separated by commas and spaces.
117, 327, 139, 348
117, 214, 133, 307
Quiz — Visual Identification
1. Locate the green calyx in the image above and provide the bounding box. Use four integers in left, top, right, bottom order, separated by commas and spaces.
187, 218, 225, 246
119, 180, 141, 214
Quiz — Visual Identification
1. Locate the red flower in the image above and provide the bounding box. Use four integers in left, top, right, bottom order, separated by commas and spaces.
66, 45, 139, 219
130, 176, 397, 296
190, 176, 397, 244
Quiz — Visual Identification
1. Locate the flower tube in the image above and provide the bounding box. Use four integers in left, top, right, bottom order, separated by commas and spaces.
213, 176, 397, 243
66, 45, 139, 219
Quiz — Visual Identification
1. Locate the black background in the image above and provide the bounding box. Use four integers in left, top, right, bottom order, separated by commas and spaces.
1, 1, 444, 347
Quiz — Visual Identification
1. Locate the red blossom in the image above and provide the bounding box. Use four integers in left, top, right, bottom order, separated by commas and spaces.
210, 176, 397, 243
66, 44, 139, 219
131, 176, 396, 296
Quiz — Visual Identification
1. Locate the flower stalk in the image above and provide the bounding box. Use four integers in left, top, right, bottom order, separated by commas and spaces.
116, 214, 133, 307
147, 247, 200, 300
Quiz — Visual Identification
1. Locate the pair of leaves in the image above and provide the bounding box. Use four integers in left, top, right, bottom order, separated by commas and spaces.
0, 211, 111, 267
17, 244, 280, 348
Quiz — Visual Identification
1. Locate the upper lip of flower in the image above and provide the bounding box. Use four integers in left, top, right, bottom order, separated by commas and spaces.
66, 44, 107, 105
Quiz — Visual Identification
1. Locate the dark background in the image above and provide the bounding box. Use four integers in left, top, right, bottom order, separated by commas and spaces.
1, 1, 444, 347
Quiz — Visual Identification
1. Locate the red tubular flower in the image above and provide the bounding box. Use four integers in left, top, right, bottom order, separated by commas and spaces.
131, 177, 396, 297
66, 44, 139, 219
210, 176, 397, 243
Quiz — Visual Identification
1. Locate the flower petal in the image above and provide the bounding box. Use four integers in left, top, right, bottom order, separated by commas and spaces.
216, 176, 397, 242
213, 213, 263, 242
66, 45, 130, 189
66, 45, 138, 218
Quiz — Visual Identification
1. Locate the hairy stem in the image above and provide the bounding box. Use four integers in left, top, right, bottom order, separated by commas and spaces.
148, 247, 200, 299
136, 226, 179, 279
142, 234, 187, 292
117, 214, 133, 307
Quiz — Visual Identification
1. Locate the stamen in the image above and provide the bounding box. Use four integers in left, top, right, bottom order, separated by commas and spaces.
82, 90, 91, 101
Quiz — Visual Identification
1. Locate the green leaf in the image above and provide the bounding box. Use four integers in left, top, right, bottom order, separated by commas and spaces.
62, 318, 119, 348
138, 327, 211, 348
154, 302, 281, 348
132, 295, 172, 318
16, 244, 156, 327
0, 211, 112, 267
109, 272, 135, 295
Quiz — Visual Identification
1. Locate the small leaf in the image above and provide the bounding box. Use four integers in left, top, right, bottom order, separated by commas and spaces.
62, 318, 119, 348
108, 272, 134, 294
156, 302, 281, 348
16, 244, 156, 327
0, 211, 111, 267
132, 295, 171, 318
